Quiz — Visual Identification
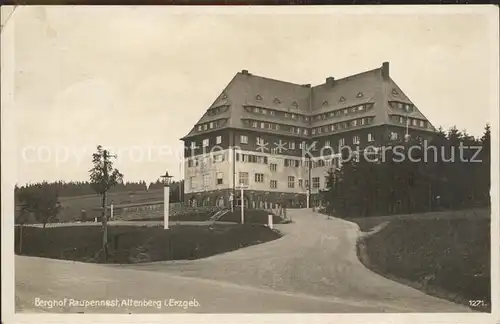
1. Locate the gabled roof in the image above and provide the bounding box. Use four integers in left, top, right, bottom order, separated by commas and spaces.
385, 77, 436, 130
311, 68, 390, 127
181, 63, 435, 140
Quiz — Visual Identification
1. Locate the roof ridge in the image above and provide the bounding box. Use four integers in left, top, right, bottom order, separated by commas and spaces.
312, 67, 380, 88
238, 71, 307, 88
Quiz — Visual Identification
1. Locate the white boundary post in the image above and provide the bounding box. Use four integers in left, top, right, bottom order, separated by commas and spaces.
240, 186, 244, 224
164, 185, 170, 230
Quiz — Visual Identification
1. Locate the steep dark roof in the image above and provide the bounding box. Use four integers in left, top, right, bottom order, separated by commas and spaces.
181, 63, 435, 139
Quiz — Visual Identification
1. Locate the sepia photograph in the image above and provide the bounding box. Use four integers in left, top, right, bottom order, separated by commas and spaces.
1, 4, 498, 324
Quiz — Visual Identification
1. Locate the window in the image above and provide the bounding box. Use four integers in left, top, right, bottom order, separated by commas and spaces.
353, 136, 360, 145
190, 142, 197, 149
216, 172, 223, 185
324, 140, 331, 148
203, 124, 208, 130
203, 174, 210, 187
239, 172, 249, 185
298, 179, 303, 187
209, 122, 214, 129
352, 120, 358, 126
358, 105, 364, 111
413, 119, 418, 126
288, 176, 295, 188
188, 159, 193, 167
390, 132, 399, 140
240, 135, 248, 144
339, 138, 345, 147
213, 154, 224, 163
190, 176, 196, 189
203, 138, 209, 147
312, 177, 320, 188
256, 136, 264, 145
399, 116, 404, 124
305, 180, 309, 188
270, 180, 278, 189
197, 125, 202, 131
216, 136, 222, 144
252, 121, 258, 128
261, 122, 265, 129
255, 173, 264, 183
289, 141, 296, 150
368, 133, 374, 142
270, 163, 277, 172
419, 120, 425, 127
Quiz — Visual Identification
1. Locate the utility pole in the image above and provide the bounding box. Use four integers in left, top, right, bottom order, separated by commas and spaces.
101, 149, 109, 260
101, 149, 117, 261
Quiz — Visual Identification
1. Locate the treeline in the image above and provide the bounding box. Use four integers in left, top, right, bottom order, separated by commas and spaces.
322, 125, 491, 218
15, 180, 184, 199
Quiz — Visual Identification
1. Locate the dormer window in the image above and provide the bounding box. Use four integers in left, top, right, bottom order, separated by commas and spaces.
356, 92, 364, 98
339, 96, 346, 103
322, 100, 328, 106
221, 93, 228, 100
392, 89, 399, 96
256, 94, 263, 101
274, 98, 281, 104
292, 101, 299, 108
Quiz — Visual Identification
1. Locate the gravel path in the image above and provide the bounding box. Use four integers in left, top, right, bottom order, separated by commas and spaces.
15, 209, 471, 313
119, 209, 471, 313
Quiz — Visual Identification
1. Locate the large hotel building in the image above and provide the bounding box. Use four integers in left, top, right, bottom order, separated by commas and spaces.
181, 62, 436, 209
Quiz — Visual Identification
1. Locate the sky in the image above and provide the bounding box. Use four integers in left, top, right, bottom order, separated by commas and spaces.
1, 6, 498, 186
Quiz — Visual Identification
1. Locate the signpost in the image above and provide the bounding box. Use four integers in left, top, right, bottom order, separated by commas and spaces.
237, 185, 248, 224
229, 192, 234, 212
161, 170, 173, 230
306, 187, 310, 209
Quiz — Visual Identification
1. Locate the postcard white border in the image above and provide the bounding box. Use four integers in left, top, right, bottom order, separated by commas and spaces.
2, 4, 499, 324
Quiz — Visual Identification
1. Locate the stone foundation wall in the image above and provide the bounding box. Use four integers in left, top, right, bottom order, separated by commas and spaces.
185, 189, 323, 209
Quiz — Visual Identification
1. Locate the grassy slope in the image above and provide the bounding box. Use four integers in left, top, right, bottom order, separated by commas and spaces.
57, 189, 177, 222
350, 209, 491, 312
15, 224, 282, 263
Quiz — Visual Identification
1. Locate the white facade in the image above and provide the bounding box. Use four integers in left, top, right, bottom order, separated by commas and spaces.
184, 149, 337, 195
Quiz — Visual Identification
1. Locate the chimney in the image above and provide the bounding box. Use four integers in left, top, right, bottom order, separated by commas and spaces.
326, 77, 335, 86
241, 69, 249, 75
382, 62, 389, 80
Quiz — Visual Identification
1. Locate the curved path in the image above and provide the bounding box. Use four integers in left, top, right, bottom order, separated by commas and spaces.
15, 209, 470, 313
118, 209, 470, 312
